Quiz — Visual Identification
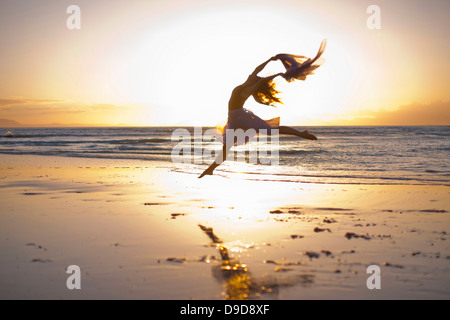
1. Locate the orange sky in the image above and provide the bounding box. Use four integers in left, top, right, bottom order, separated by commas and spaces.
0, 0, 449, 126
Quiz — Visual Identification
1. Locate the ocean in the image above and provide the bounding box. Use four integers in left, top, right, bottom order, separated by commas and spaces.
1, 126, 449, 186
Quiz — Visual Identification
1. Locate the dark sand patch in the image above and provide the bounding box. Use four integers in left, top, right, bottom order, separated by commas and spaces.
31, 258, 52, 263
314, 207, 354, 211
21, 192, 46, 196
170, 213, 187, 219
344, 232, 371, 240
314, 227, 331, 233
166, 257, 186, 264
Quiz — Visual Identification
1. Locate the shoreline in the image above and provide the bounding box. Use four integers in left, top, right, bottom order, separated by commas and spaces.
1, 154, 449, 299
1, 152, 447, 187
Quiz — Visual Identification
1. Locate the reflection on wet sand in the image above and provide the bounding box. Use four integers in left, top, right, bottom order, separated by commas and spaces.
198, 224, 314, 300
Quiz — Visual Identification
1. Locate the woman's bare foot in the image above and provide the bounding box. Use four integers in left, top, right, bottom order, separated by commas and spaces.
198, 167, 214, 179
301, 130, 317, 140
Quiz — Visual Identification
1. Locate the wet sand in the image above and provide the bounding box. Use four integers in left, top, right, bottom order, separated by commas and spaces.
0, 154, 449, 299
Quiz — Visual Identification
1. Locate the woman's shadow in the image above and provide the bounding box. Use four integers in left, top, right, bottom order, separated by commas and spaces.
198, 224, 314, 300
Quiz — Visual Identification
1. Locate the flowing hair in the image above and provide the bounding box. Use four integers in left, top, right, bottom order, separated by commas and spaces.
252, 78, 283, 106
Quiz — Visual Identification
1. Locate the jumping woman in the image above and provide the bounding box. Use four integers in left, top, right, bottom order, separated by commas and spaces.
199, 40, 327, 178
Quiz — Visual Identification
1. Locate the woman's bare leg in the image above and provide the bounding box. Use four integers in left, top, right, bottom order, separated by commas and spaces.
278, 126, 317, 140
199, 144, 232, 178
198, 126, 316, 178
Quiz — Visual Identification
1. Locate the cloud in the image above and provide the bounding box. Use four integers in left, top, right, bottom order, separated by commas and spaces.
0, 98, 64, 107
0, 98, 77, 114
1, 99, 129, 113
328, 101, 450, 126
359, 101, 450, 125
0, 97, 141, 126
1, 103, 86, 115
0, 99, 128, 115
89, 104, 127, 111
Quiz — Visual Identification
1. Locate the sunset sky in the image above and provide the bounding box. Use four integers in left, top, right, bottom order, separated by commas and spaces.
0, 0, 449, 126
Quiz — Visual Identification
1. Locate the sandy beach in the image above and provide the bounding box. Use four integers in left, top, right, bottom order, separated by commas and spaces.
0, 154, 449, 300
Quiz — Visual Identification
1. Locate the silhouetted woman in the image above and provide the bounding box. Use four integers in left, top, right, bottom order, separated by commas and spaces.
199, 40, 326, 178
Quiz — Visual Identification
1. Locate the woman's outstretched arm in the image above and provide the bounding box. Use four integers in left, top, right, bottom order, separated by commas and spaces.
248, 56, 278, 78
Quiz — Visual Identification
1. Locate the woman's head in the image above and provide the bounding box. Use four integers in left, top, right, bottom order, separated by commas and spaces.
252, 78, 283, 106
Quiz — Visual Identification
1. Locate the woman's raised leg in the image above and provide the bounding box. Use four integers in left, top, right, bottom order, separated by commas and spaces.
278, 126, 317, 140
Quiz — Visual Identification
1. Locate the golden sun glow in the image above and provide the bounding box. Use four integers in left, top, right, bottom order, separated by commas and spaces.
1, 0, 448, 126
98, 5, 359, 126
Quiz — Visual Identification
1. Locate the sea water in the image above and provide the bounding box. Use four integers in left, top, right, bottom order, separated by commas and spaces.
1, 126, 449, 186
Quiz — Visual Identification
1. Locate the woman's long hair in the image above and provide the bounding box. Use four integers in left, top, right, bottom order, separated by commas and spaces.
252, 78, 283, 106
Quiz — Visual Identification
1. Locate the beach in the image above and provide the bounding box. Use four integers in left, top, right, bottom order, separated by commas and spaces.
1, 0, 449, 304
0, 154, 449, 300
